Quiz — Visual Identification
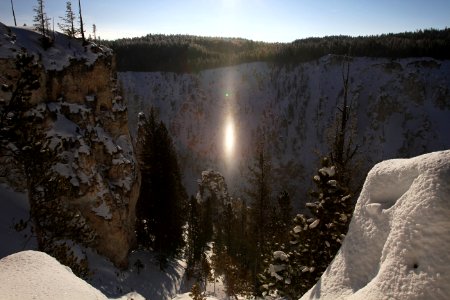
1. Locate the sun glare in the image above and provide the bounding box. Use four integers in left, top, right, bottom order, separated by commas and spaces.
224, 118, 235, 157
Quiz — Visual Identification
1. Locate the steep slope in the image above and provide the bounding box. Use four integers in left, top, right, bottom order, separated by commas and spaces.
119, 56, 450, 200
0, 23, 139, 267
300, 150, 450, 300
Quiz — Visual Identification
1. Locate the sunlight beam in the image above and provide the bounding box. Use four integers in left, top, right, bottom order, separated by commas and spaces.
224, 117, 235, 158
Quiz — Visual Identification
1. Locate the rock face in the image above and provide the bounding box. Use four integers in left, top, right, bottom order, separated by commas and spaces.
301, 150, 450, 300
0, 24, 139, 267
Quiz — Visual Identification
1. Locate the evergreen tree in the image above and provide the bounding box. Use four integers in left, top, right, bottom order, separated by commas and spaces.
135, 109, 187, 270
186, 195, 203, 278
260, 57, 358, 299
58, 1, 77, 38
245, 133, 274, 291
190, 283, 206, 300
33, 0, 52, 47
92, 24, 97, 41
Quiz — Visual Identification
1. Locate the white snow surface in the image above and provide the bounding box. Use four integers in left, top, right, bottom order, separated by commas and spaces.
0, 250, 108, 300
301, 150, 450, 300
0, 22, 110, 71
0, 250, 147, 300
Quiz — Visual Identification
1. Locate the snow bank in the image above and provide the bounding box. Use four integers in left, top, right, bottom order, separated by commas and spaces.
301, 150, 450, 300
0, 251, 108, 300
0, 22, 110, 71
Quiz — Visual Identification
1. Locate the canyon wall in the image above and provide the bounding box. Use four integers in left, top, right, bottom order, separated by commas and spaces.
120, 55, 450, 203
0, 24, 139, 267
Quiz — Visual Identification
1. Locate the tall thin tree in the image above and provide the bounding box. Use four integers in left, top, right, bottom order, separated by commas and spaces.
58, 1, 77, 37
92, 24, 96, 41
33, 0, 52, 47
10, 0, 17, 26
77, 0, 85, 43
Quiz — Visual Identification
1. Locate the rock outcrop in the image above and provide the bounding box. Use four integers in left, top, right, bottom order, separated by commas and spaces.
301, 150, 450, 299
0, 23, 139, 267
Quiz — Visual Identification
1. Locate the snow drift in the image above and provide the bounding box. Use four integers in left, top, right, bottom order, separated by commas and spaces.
0, 251, 108, 300
301, 150, 450, 300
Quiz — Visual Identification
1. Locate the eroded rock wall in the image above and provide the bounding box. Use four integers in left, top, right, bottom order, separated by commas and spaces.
0, 24, 139, 267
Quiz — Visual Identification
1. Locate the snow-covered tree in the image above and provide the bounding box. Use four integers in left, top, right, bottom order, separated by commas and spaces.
260, 157, 353, 298
260, 56, 358, 299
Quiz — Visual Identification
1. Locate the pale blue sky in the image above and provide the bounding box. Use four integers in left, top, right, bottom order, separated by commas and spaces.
1, 0, 449, 42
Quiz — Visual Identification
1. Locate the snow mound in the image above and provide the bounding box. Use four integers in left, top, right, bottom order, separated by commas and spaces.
0, 250, 108, 300
301, 150, 450, 300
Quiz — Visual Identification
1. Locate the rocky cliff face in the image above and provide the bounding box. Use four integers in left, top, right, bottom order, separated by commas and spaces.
0, 24, 139, 267
119, 56, 450, 202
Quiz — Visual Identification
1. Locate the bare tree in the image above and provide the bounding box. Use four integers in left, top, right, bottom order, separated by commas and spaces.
10, 0, 17, 26
77, 0, 86, 43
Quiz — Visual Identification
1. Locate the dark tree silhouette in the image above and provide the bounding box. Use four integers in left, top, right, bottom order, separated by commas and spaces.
135, 109, 187, 269
77, 0, 86, 43
58, 1, 77, 37
33, 0, 52, 47
10, 0, 17, 26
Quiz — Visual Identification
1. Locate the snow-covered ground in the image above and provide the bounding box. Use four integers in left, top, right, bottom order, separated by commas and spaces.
301, 150, 450, 300
3, 150, 449, 300
0, 22, 110, 70
0, 184, 214, 300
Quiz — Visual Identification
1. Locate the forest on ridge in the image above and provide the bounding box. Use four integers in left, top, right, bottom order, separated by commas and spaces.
104, 28, 450, 72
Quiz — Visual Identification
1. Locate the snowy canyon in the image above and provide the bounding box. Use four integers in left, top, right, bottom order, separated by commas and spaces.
1, 21, 450, 300
119, 56, 450, 202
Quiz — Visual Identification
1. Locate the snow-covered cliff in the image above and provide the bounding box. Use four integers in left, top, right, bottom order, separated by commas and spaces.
0, 23, 139, 267
301, 150, 450, 300
119, 56, 450, 200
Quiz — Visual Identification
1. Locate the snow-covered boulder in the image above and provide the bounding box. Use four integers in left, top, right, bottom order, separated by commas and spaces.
0, 251, 108, 300
301, 150, 450, 300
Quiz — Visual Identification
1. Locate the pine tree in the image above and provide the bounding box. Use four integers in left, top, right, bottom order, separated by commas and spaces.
186, 195, 203, 278
245, 133, 274, 292
33, 0, 52, 47
135, 108, 187, 270
58, 1, 77, 38
190, 283, 205, 300
260, 56, 358, 299
92, 24, 97, 41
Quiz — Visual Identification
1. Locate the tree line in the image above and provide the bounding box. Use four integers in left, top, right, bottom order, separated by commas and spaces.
104, 28, 450, 72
